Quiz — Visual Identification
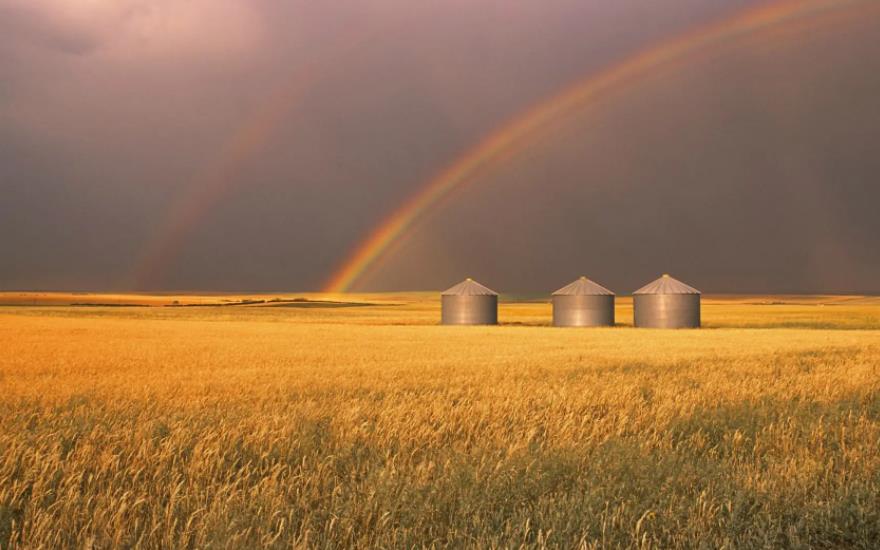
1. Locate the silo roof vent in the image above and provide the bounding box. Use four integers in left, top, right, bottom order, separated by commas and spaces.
633, 275, 701, 295
442, 279, 498, 296
553, 276, 615, 296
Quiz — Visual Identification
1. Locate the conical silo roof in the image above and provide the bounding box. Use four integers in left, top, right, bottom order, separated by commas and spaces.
633, 274, 700, 295
442, 278, 498, 296
553, 276, 614, 296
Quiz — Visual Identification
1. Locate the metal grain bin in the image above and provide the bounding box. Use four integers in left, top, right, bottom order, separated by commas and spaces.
441, 278, 498, 325
633, 274, 701, 329
552, 276, 615, 327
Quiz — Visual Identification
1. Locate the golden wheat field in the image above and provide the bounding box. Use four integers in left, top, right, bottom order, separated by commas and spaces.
1, 292, 879, 548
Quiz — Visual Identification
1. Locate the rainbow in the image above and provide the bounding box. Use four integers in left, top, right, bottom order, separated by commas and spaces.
323, 0, 871, 293
127, 76, 314, 289
127, 27, 396, 289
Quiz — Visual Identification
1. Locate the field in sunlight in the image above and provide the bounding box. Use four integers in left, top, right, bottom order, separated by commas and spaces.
1, 293, 879, 548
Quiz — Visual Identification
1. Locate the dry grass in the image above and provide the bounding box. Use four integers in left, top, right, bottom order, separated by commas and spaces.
1, 295, 879, 548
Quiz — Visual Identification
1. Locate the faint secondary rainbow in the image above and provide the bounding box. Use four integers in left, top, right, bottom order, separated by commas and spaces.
323, 0, 870, 293
127, 26, 397, 290
127, 74, 315, 289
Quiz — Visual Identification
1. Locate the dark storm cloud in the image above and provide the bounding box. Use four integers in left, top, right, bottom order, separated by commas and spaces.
0, 0, 878, 293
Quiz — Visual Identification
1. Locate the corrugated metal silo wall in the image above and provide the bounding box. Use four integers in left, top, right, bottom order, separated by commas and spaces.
441, 295, 498, 325
552, 295, 615, 327
633, 294, 701, 328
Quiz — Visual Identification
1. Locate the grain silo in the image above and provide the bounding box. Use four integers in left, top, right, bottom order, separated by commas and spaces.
552, 277, 615, 327
633, 274, 701, 328
441, 278, 498, 325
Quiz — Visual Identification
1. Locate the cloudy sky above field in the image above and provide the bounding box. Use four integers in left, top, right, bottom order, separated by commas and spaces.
1, 0, 879, 293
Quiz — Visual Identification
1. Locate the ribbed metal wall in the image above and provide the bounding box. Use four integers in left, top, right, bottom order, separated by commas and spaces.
633, 294, 700, 328
552, 295, 614, 327
441, 295, 498, 325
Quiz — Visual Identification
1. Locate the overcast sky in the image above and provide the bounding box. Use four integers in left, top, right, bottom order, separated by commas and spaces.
1, 0, 879, 293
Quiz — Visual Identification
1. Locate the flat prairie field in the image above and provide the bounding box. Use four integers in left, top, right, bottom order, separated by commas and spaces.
1, 293, 879, 548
